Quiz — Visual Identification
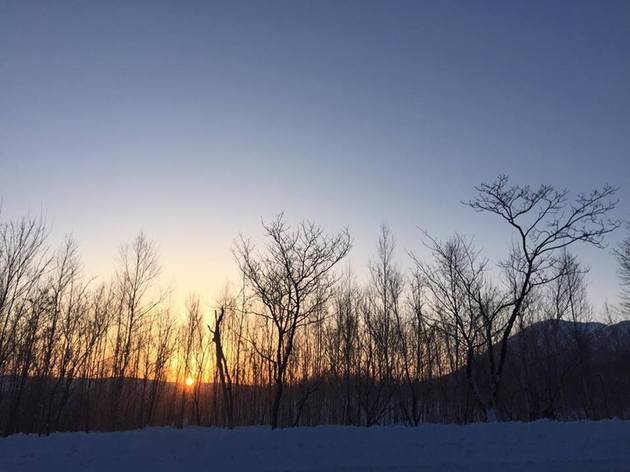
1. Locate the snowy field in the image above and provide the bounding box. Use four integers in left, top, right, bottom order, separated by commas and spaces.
1, 420, 629, 471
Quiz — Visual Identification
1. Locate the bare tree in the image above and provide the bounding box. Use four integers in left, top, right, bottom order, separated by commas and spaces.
465, 175, 620, 419
176, 298, 201, 428
358, 225, 400, 425
110, 232, 161, 428
615, 224, 630, 314
324, 270, 361, 425
413, 233, 500, 421
234, 215, 351, 428
0, 216, 50, 436
210, 305, 235, 428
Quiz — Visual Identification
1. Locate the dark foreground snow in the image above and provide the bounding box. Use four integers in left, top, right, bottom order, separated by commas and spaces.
1, 420, 629, 471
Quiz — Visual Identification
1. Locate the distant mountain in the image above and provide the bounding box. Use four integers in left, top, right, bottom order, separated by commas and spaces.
492, 318, 630, 420
507, 318, 630, 361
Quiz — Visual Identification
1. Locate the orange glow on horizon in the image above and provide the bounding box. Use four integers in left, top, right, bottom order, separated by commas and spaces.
185, 376, 194, 387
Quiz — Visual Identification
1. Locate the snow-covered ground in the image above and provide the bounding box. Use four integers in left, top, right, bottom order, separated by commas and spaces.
1, 420, 629, 471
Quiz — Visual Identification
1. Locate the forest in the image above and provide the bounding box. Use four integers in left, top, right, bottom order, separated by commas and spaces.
1, 175, 629, 436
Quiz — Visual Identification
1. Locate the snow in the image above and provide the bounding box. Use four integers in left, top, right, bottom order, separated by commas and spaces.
1, 420, 629, 471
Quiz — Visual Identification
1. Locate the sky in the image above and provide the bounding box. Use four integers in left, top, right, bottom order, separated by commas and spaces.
1, 0, 629, 314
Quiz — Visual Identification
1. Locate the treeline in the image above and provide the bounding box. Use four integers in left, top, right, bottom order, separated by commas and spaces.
1, 176, 629, 435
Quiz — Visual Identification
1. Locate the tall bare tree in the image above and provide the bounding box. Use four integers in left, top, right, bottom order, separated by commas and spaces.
210, 305, 235, 428
414, 233, 494, 420
110, 232, 161, 427
615, 224, 630, 314
465, 175, 620, 419
235, 215, 351, 428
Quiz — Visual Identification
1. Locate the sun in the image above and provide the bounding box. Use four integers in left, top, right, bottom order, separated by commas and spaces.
185, 376, 194, 387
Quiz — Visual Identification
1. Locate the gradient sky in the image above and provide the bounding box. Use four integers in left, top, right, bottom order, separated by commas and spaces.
1, 1, 629, 313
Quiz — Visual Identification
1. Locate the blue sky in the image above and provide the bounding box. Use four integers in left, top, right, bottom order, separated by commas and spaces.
1, 1, 629, 311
